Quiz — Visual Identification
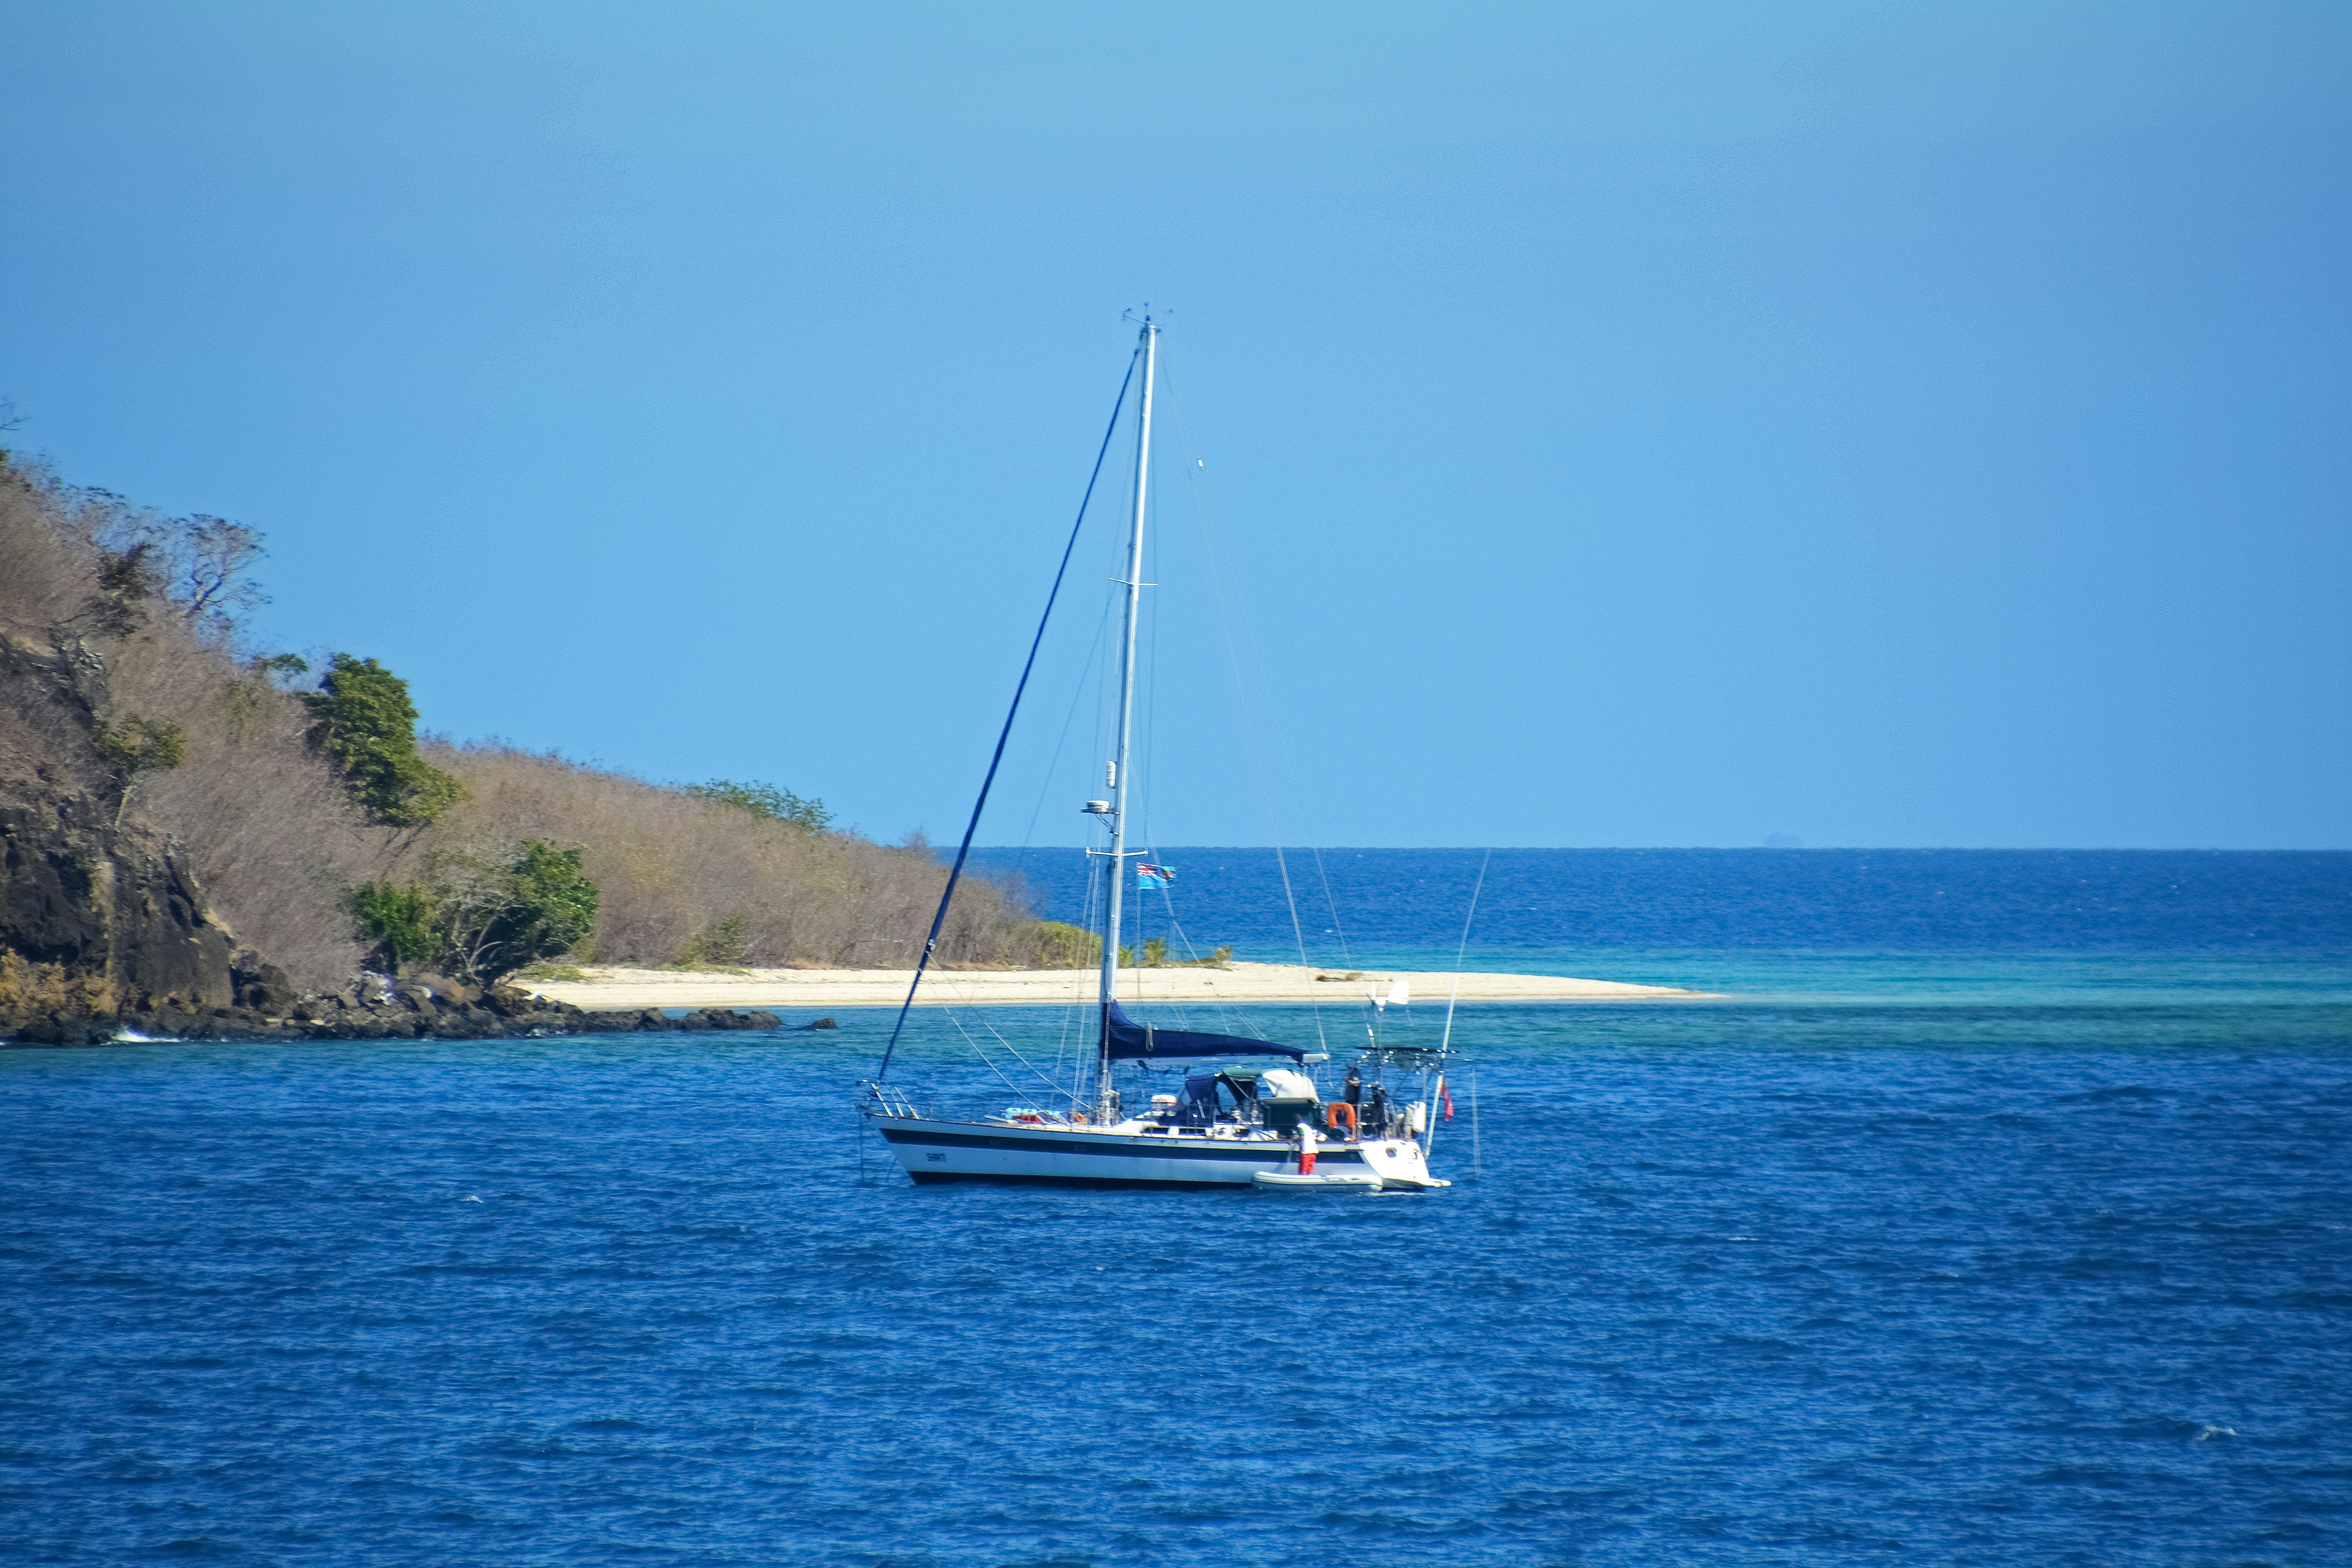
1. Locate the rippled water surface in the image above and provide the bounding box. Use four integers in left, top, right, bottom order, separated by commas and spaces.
5, 964, 2350, 1565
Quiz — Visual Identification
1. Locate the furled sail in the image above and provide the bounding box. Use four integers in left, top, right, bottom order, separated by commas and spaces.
1102, 1001, 1305, 1062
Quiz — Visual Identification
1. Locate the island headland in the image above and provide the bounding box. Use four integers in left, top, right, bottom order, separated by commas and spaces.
0, 449, 1693, 1049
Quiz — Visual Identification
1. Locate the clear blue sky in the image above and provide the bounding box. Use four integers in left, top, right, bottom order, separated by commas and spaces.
4, 3, 2345, 848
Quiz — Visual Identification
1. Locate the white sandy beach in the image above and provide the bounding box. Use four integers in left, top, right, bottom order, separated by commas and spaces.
517, 960, 1706, 1010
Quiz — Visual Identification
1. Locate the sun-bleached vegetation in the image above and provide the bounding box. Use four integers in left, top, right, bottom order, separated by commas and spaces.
412, 745, 1040, 972
0, 449, 1052, 991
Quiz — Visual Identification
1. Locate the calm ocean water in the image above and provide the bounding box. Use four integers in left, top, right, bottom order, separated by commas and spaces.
4, 851, 2349, 1564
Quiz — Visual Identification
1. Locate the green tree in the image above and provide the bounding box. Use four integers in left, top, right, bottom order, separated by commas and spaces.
488, 840, 599, 973
353, 840, 599, 981
300, 654, 465, 827
688, 778, 831, 832
434, 839, 599, 981
349, 881, 441, 969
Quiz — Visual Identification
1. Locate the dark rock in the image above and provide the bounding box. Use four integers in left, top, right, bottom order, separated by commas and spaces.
11, 1013, 107, 1047
809, 1017, 838, 1030
600, 1009, 673, 1032
481, 985, 533, 1018
410, 972, 481, 1006
0, 795, 235, 1012
682, 1007, 782, 1032
231, 953, 292, 1013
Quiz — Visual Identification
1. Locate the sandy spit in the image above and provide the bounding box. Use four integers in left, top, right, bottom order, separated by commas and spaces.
517, 960, 1707, 1010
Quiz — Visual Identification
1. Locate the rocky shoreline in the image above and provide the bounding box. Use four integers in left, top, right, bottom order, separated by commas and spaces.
2, 969, 827, 1050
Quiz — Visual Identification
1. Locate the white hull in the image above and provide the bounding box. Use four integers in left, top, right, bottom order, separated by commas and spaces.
870, 1113, 1445, 1189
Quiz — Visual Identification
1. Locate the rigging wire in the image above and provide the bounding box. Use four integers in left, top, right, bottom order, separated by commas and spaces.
1444, 851, 1493, 1183
1439, 849, 1494, 1057
938, 1004, 1060, 1105
1157, 352, 1327, 1052
874, 351, 1137, 1083
931, 980, 1089, 1106
1002, 539, 1116, 1106
1309, 846, 1353, 968
1012, 593, 1115, 858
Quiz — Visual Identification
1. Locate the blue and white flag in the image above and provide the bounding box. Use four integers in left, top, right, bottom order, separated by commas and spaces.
1136, 862, 1174, 891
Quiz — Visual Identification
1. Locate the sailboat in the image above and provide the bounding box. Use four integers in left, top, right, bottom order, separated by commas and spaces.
860, 314, 1454, 1191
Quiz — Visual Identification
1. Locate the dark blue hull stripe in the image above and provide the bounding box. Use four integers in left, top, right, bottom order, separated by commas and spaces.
878, 1125, 1366, 1165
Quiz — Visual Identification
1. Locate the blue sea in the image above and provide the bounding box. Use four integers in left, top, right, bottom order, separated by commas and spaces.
4, 850, 2349, 1565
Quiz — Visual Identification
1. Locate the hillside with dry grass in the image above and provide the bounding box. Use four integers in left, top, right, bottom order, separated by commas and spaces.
0, 450, 1045, 994
406, 742, 1038, 972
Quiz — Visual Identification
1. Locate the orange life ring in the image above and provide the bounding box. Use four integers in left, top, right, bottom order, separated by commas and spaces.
1325, 1102, 1358, 1136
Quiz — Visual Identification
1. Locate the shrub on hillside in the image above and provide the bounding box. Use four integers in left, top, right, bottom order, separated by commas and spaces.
688, 779, 832, 833
1031, 920, 1100, 968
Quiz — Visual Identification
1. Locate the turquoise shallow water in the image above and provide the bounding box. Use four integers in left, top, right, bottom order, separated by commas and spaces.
1368, 948, 2352, 1009
4, 943, 2350, 1565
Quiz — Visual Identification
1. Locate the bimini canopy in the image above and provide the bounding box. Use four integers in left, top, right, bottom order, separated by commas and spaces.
1103, 1001, 1305, 1062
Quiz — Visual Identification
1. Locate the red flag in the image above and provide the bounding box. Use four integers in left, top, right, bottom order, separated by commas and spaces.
1440, 1079, 1454, 1120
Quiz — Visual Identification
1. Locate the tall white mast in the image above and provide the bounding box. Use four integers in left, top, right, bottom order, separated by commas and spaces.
1098, 314, 1158, 1119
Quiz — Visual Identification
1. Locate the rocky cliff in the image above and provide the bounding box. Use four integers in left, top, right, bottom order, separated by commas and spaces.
0, 632, 796, 1046
0, 633, 239, 1039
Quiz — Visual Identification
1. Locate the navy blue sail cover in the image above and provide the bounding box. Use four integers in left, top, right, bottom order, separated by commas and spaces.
1103, 1001, 1306, 1062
